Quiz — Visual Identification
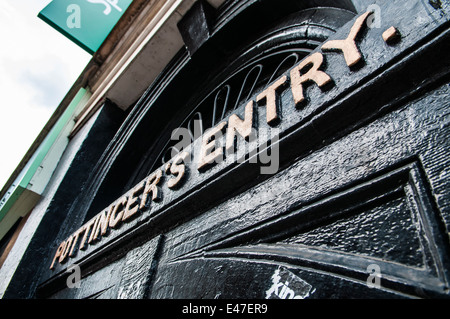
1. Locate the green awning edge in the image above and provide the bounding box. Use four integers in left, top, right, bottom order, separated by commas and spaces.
38, 12, 95, 55
0, 87, 88, 224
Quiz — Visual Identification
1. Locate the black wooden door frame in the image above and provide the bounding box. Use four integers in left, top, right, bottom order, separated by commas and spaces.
5, 0, 448, 299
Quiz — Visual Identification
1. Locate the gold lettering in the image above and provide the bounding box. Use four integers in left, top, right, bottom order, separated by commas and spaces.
167, 151, 189, 189
321, 11, 372, 67
122, 180, 145, 221
256, 75, 287, 125
139, 170, 163, 210
59, 235, 73, 263
225, 101, 254, 155
50, 11, 391, 270
109, 196, 127, 229
91, 205, 114, 241
290, 52, 332, 106
198, 121, 227, 171
50, 241, 66, 269
79, 217, 98, 250
88, 215, 100, 244
382, 26, 399, 43
69, 227, 85, 257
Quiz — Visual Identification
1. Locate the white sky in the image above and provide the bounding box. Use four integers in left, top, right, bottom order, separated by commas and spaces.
0, 1, 91, 190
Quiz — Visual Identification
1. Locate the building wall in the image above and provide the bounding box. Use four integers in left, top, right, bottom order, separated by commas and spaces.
1, 102, 125, 298
1, 0, 449, 299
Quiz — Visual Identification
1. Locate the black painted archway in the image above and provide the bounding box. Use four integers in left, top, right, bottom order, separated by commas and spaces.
5, 0, 449, 299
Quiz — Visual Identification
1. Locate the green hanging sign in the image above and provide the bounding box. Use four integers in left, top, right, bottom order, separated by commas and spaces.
38, 0, 133, 54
